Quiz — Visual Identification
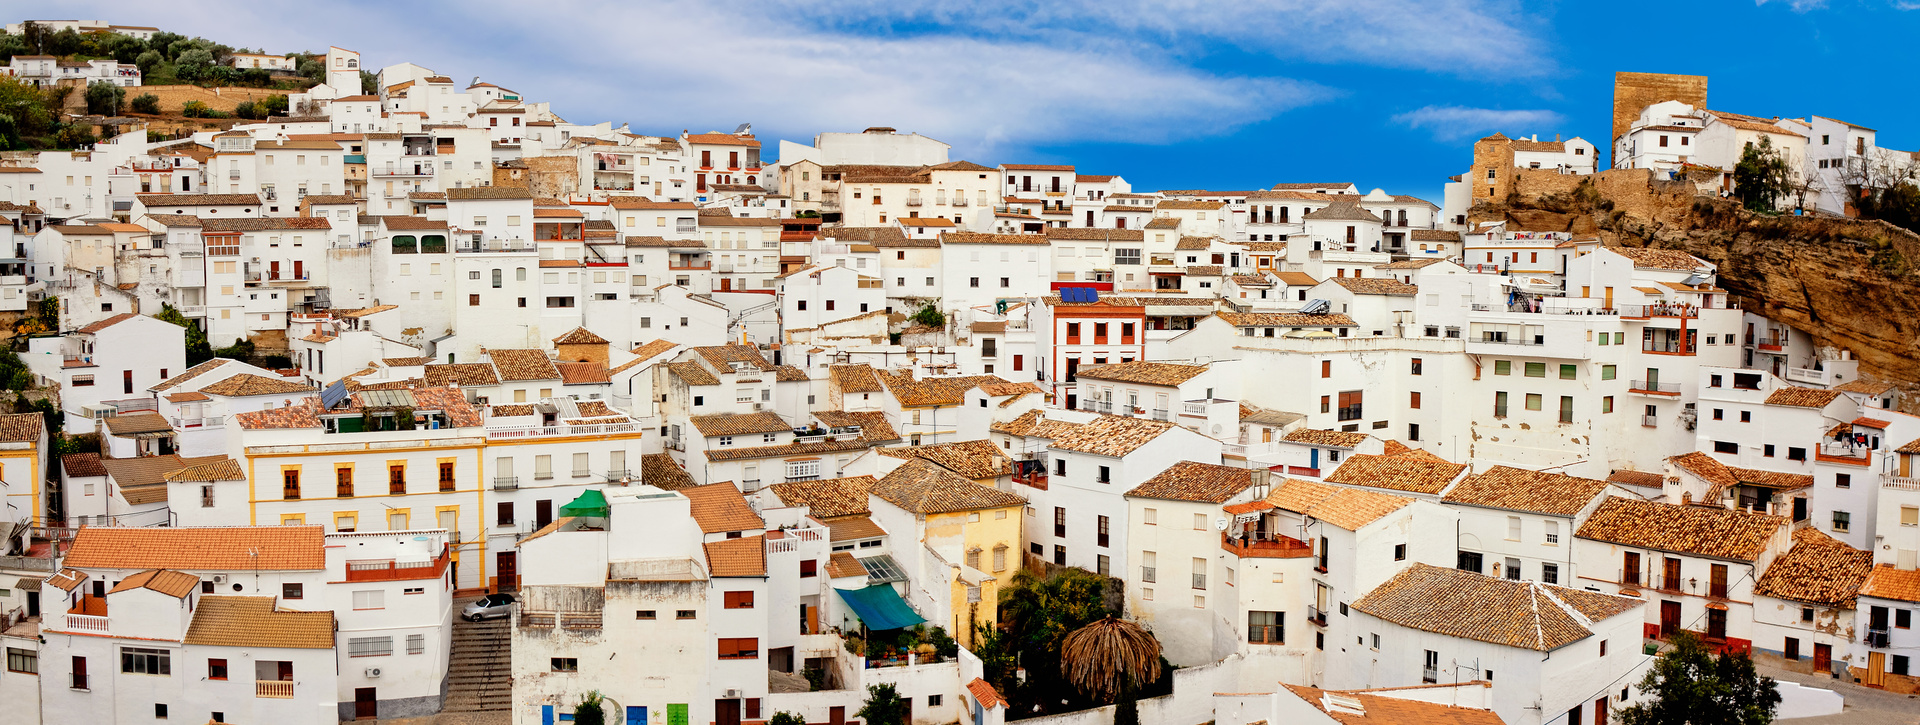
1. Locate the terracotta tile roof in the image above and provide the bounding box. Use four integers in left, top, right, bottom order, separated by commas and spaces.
491, 404, 536, 417
1144, 217, 1182, 230
872, 458, 1026, 514
1410, 229, 1462, 241
1607, 246, 1706, 270
1301, 202, 1381, 222
691, 344, 775, 372
830, 365, 884, 393
1127, 461, 1256, 503
1607, 470, 1665, 489
138, 193, 262, 206
108, 569, 201, 598
991, 410, 1086, 439
1075, 361, 1208, 387
1753, 528, 1874, 607
1329, 277, 1418, 296
686, 133, 760, 147
556, 362, 610, 385
1668, 451, 1738, 490
1216, 311, 1355, 327
487, 348, 561, 381
45, 568, 86, 592
1324, 452, 1466, 495
150, 358, 233, 392
827, 551, 869, 578
186, 596, 336, 648
877, 371, 1009, 407
199, 373, 314, 398
1834, 379, 1897, 396
201, 217, 332, 232
381, 356, 432, 367
667, 361, 721, 386
968, 678, 1007, 710
941, 231, 1051, 245
1353, 563, 1639, 652
1376, 258, 1448, 270
1442, 466, 1612, 516
77, 312, 138, 334
704, 535, 767, 577
142, 214, 203, 227
233, 399, 323, 429
879, 440, 1013, 481
812, 410, 899, 443
1265, 478, 1413, 531
683, 482, 766, 533
1175, 236, 1214, 250
1765, 386, 1844, 408
1859, 564, 1920, 604
1283, 428, 1370, 448
702, 435, 876, 463
1727, 466, 1814, 491
979, 382, 1043, 398
768, 476, 876, 518
423, 362, 500, 387
65, 526, 326, 570
1279, 684, 1502, 725
827, 516, 888, 542
445, 186, 533, 200
690, 411, 790, 437
1575, 497, 1785, 562
103, 412, 171, 436
1899, 438, 1920, 455
641, 453, 698, 491
774, 365, 810, 382
552, 327, 609, 345
62, 452, 105, 478
0, 411, 41, 444
1049, 415, 1177, 457
163, 457, 245, 482
1044, 228, 1144, 241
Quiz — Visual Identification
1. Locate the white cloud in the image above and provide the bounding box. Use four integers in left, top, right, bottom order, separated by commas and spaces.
1392, 106, 1566, 141
1755, 0, 1830, 11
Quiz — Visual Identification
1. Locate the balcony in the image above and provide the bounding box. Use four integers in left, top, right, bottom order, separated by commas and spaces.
62, 612, 109, 633
487, 421, 640, 439
1784, 366, 1835, 386
255, 680, 294, 699
1336, 405, 1363, 422
344, 547, 451, 583
372, 166, 434, 177
1883, 474, 1920, 491
1642, 415, 1659, 428
1756, 338, 1785, 352
1651, 573, 1685, 594
1629, 380, 1680, 396
603, 469, 633, 483
905, 198, 923, 207
1307, 606, 1329, 627
1816, 443, 1871, 466
952, 198, 969, 207
1867, 627, 1891, 648
1423, 666, 1439, 684
1149, 409, 1169, 421
456, 240, 536, 254
667, 263, 711, 271
492, 475, 519, 491
1618, 303, 1699, 319
1221, 532, 1313, 559
1182, 402, 1208, 415
1621, 568, 1643, 587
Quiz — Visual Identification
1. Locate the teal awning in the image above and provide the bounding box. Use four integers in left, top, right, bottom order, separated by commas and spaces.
835, 584, 925, 631
558, 489, 609, 517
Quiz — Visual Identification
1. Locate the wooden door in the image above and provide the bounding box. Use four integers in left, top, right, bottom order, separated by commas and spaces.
1659, 601, 1681, 638
1662, 557, 1681, 591
355, 687, 377, 719
1603, 286, 1614, 309
1902, 454, 1913, 477
715, 699, 742, 725
719, 278, 731, 292
829, 706, 845, 725
1594, 698, 1608, 725
1814, 643, 1832, 672
496, 552, 518, 591
536, 500, 553, 528
293, 260, 304, 280
1866, 651, 1887, 687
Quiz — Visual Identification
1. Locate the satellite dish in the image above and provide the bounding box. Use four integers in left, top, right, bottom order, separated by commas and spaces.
1214, 518, 1230, 531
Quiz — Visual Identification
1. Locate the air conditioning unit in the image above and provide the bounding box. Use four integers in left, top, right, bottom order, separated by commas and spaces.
723, 688, 743, 699
211, 574, 227, 584
365, 667, 383, 678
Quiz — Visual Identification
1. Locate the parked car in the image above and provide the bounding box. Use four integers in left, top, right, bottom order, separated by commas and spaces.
462, 593, 515, 621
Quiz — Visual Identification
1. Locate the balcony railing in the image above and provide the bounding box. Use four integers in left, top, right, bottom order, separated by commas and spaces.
488, 421, 640, 439
1629, 380, 1680, 395
492, 475, 519, 491
603, 469, 632, 483
256, 680, 294, 699
1307, 606, 1328, 626
1618, 304, 1699, 319
1149, 409, 1169, 421
1247, 625, 1283, 644
1642, 415, 1659, 428
1882, 474, 1920, 491
1221, 532, 1313, 559
1652, 573, 1685, 594
1336, 405, 1363, 422
1867, 627, 1891, 648
70, 673, 88, 690
372, 166, 434, 177
905, 198, 923, 207
63, 612, 110, 633
344, 548, 451, 583
1784, 367, 1835, 385
951, 197, 969, 207
1709, 581, 1729, 600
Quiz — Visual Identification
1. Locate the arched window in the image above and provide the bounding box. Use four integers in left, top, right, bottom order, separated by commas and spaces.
516, 267, 527, 281
346, 59, 358, 68
747, 176, 756, 185
392, 235, 417, 253
421, 234, 447, 253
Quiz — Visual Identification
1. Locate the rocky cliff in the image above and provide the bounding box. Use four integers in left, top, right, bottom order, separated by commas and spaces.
1477, 168, 1920, 395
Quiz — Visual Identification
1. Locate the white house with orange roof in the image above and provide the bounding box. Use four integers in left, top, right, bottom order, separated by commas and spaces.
26, 313, 185, 428
1030, 414, 1221, 579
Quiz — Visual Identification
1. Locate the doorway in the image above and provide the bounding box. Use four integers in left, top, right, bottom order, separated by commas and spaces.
355, 688, 378, 720
1814, 643, 1833, 673
1659, 601, 1681, 638
716, 699, 742, 725
495, 552, 518, 592
1865, 651, 1886, 687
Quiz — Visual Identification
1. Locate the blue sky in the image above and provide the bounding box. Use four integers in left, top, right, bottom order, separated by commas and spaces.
37, 0, 1920, 202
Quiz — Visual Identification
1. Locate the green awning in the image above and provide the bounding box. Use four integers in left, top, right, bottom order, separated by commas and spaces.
835, 584, 925, 631
558, 489, 610, 517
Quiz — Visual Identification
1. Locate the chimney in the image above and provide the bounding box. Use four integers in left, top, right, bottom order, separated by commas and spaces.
1555, 134, 1561, 142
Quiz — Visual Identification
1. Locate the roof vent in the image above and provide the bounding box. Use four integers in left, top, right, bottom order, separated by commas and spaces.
1323, 693, 1365, 716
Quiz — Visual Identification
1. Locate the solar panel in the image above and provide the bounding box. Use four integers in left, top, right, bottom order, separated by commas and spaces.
1085, 288, 1099, 303
1300, 299, 1332, 315
320, 379, 351, 410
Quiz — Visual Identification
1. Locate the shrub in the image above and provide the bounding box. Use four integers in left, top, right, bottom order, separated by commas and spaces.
130, 93, 160, 115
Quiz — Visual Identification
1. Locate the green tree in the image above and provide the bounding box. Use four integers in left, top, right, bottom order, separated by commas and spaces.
84, 81, 125, 116
1617, 631, 1781, 725
19, 22, 49, 55
232, 101, 260, 120
181, 100, 212, 118
361, 70, 378, 95
55, 124, 97, 150
857, 683, 910, 725
155, 303, 214, 365
175, 48, 215, 81
130, 93, 160, 115
148, 32, 185, 59
767, 713, 806, 725
1733, 136, 1792, 214
134, 49, 163, 75
572, 691, 604, 725
1855, 182, 1920, 233
261, 93, 289, 117
989, 567, 1119, 715
297, 58, 323, 80
44, 28, 81, 56
1061, 617, 1164, 725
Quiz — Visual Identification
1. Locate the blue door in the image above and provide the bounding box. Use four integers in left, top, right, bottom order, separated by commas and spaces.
543, 705, 555, 725
628, 706, 648, 725
1309, 448, 1320, 471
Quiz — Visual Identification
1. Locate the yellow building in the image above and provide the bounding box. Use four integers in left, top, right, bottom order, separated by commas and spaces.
869, 457, 1027, 647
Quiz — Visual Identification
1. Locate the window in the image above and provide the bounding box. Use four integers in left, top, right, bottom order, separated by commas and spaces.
1764, 444, 1776, 457
636, 610, 656, 620
1526, 393, 1542, 411
1545, 520, 1560, 544
551, 658, 578, 672
7, 648, 37, 674
120, 647, 170, 675
1411, 358, 1422, 375
282, 583, 303, 600
1559, 364, 1577, 380
1321, 360, 1331, 378
1524, 362, 1546, 378
1192, 557, 1208, 589
157, 704, 168, 720
1714, 441, 1739, 454
1507, 516, 1522, 541
353, 590, 385, 610
1787, 447, 1806, 462
1542, 563, 1560, 584
800, 559, 817, 578
724, 591, 756, 609
1394, 544, 1406, 561
717, 638, 759, 659
1898, 610, 1913, 629
676, 610, 697, 620
1834, 511, 1851, 532
1494, 360, 1511, 376
1410, 391, 1421, 409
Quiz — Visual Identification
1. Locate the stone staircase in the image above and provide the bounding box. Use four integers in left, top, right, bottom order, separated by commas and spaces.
442, 612, 511, 713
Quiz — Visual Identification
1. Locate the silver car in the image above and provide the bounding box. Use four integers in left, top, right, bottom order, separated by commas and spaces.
462, 593, 515, 621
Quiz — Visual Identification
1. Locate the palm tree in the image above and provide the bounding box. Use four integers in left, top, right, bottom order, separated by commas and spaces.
1060, 617, 1163, 725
